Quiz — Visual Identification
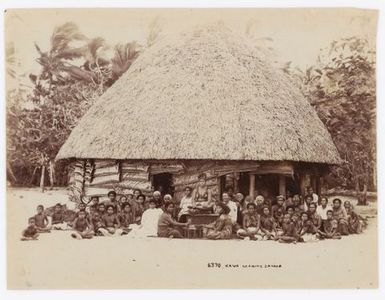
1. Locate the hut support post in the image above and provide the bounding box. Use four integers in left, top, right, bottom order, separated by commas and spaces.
315, 175, 321, 196
233, 172, 239, 193
299, 173, 307, 197
249, 173, 255, 199
278, 174, 286, 197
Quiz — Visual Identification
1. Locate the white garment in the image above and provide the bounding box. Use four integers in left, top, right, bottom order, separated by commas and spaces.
129, 208, 163, 238
227, 201, 238, 224
316, 205, 331, 220
178, 196, 194, 219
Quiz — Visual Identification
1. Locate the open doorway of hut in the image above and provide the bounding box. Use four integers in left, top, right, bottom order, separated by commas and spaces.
152, 173, 174, 196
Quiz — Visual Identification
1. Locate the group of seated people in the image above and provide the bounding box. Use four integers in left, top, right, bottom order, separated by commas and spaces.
21, 185, 367, 243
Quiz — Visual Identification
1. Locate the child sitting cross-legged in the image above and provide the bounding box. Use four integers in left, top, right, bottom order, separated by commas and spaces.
51, 203, 68, 230
21, 217, 39, 241
102, 205, 123, 236
299, 212, 318, 242
119, 202, 135, 235
317, 210, 341, 240
236, 202, 260, 240
71, 210, 94, 240
33, 205, 51, 233
259, 206, 277, 240
276, 213, 300, 244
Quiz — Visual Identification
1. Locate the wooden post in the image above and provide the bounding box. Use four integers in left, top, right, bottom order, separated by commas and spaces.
278, 174, 286, 197
310, 175, 317, 192
233, 172, 239, 193
315, 175, 321, 196
249, 173, 255, 199
299, 173, 307, 197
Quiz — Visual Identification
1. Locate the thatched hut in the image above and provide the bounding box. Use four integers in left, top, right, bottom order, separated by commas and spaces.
56, 25, 341, 202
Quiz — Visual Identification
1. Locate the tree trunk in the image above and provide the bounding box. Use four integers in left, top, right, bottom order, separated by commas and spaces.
29, 166, 38, 185
355, 177, 360, 199
356, 177, 368, 206
6, 161, 17, 183
48, 160, 55, 190
40, 165, 46, 193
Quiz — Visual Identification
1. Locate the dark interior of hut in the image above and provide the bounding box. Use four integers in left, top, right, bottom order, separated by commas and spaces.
152, 172, 174, 195
218, 173, 301, 204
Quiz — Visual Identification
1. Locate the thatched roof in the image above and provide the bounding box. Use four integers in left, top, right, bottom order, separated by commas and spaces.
56, 25, 341, 164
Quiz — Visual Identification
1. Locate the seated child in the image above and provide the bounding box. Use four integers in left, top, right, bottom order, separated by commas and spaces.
242, 195, 253, 213
259, 206, 277, 240
133, 194, 146, 224
158, 202, 188, 238
97, 203, 106, 217
76, 202, 88, 216
21, 217, 39, 241
51, 203, 68, 230
203, 202, 233, 240
344, 202, 364, 234
33, 205, 51, 232
307, 203, 322, 231
271, 195, 286, 228
317, 210, 341, 239
277, 213, 299, 244
119, 203, 135, 234
104, 191, 120, 213
237, 202, 260, 240
303, 195, 314, 212
71, 210, 94, 239
102, 205, 122, 235
119, 195, 129, 209
292, 195, 304, 214
286, 206, 294, 217
291, 213, 301, 235
299, 212, 318, 242
332, 198, 349, 235
89, 211, 109, 236
88, 196, 99, 212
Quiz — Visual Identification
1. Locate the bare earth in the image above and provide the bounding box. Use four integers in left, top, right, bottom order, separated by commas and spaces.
7, 187, 378, 289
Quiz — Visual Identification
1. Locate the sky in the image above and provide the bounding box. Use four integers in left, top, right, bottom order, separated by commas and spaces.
5, 8, 378, 91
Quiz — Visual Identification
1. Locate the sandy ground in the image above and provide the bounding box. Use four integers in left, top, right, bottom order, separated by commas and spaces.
7, 187, 378, 289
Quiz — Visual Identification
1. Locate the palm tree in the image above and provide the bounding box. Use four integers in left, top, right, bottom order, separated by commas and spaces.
110, 42, 141, 84
6, 42, 16, 79
34, 22, 94, 86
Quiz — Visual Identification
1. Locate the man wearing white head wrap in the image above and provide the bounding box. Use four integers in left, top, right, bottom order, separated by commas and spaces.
254, 195, 265, 215
153, 191, 162, 208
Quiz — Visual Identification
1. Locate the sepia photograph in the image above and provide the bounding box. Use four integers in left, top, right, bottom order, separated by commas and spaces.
4, 6, 379, 290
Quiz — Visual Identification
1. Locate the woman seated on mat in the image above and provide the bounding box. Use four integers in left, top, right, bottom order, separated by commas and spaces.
157, 202, 189, 239
202, 202, 233, 240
